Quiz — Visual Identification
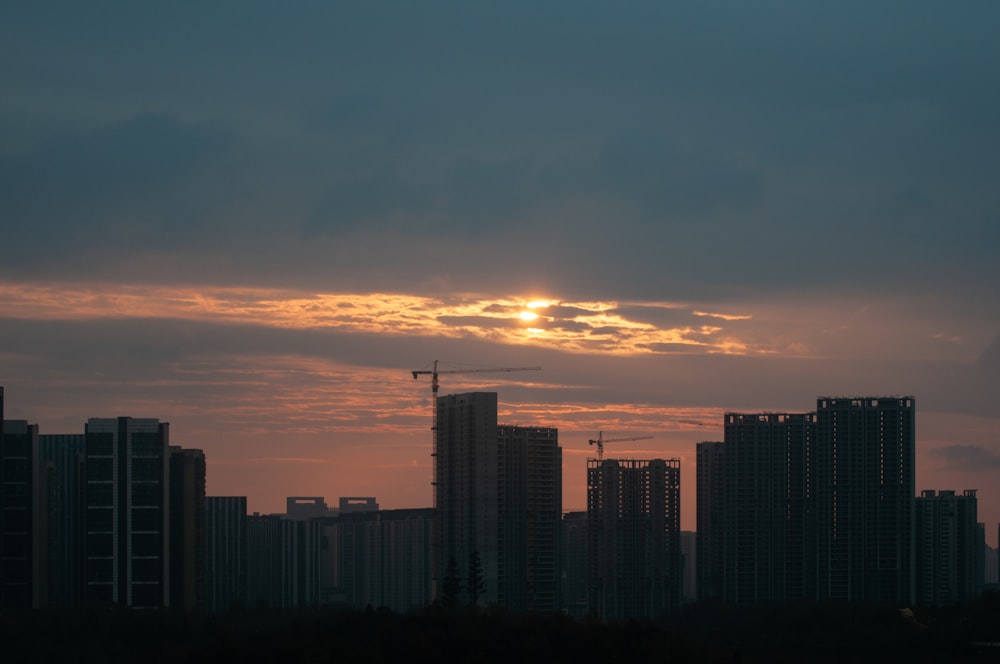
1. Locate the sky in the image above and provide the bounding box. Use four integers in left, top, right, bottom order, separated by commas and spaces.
2, 2, 998, 543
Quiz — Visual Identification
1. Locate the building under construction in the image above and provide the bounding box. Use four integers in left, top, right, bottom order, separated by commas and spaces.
587, 458, 681, 620
434, 392, 561, 612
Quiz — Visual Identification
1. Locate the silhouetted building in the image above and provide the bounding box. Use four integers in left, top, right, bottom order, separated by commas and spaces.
339, 496, 379, 513
169, 446, 206, 610
1, 415, 41, 608
247, 513, 321, 609
915, 489, 980, 606
497, 425, 562, 612
84, 417, 170, 608
38, 433, 86, 608
205, 496, 248, 612
588, 458, 681, 620
722, 413, 816, 603
286, 497, 331, 520
680, 530, 697, 603
561, 511, 588, 618
435, 392, 562, 611
435, 392, 497, 606
815, 397, 915, 604
320, 508, 433, 612
695, 441, 725, 602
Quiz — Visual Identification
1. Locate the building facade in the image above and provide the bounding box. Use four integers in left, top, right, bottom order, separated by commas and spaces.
39, 433, 86, 608
205, 496, 248, 613
247, 514, 322, 609
434, 393, 561, 611
1, 415, 41, 608
915, 489, 980, 606
84, 417, 170, 608
435, 392, 498, 606
169, 446, 206, 611
695, 441, 725, 602
587, 458, 681, 620
815, 396, 915, 604
722, 413, 816, 603
320, 508, 433, 612
496, 425, 561, 612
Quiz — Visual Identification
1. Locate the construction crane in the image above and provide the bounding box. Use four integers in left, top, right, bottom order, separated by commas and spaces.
588, 431, 654, 462
412, 360, 541, 494
411, 359, 541, 428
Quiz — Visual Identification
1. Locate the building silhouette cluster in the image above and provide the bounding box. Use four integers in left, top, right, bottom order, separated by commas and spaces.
0, 385, 994, 615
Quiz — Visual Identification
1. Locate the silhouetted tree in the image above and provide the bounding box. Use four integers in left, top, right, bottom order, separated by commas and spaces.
467, 550, 485, 607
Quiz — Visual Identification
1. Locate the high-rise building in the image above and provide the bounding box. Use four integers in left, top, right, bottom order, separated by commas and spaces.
434, 393, 561, 611
815, 397, 915, 604
169, 446, 206, 611
680, 530, 697, 603
39, 433, 86, 609
695, 441, 725, 602
497, 425, 561, 612
915, 489, 981, 606
722, 413, 816, 603
588, 458, 681, 620
1, 416, 41, 608
205, 496, 248, 613
561, 511, 588, 618
435, 392, 498, 606
84, 417, 170, 608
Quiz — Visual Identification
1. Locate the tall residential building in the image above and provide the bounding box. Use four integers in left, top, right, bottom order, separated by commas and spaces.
1, 417, 41, 608
815, 397, 915, 604
434, 393, 561, 611
680, 530, 697, 603
588, 458, 681, 620
435, 392, 498, 606
915, 489, 981, 606
722, 413, 816, 603
169, 446, 206, 611
695, 441, 725, 602
205, 496, 248, 613
497, 425, 561, 612
84, 417, 170, 608
561, 511, 588, 618
39, 433, 86, 609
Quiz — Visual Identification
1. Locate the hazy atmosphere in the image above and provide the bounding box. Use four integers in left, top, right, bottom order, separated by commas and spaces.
3, 2, 998, 541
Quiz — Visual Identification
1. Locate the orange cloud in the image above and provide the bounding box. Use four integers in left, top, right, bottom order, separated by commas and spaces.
0, 281, 768, 357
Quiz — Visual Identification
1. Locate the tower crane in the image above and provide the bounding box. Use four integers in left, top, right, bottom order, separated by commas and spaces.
411, 359, 541, 429
412, 360, 541, 496
588, 431, 654, 462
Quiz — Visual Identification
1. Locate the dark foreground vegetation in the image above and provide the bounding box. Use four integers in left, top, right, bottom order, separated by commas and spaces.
5, 593, 1000, 663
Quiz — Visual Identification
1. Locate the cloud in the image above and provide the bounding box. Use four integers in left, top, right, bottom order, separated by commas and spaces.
929, 445, 1000, 473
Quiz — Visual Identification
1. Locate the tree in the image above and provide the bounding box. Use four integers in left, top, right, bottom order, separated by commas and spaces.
468, 550, 485, 608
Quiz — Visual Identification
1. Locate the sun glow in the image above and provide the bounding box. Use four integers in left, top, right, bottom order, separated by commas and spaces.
0, 282, 771, 356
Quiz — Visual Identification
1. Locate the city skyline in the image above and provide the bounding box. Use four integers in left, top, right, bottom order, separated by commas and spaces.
3, 3, 998, 545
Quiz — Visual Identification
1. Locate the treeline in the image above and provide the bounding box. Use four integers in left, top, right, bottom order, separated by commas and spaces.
4, 593, 1000, 663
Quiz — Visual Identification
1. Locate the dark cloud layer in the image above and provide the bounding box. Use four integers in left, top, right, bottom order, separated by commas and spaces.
2, 2, 998, 301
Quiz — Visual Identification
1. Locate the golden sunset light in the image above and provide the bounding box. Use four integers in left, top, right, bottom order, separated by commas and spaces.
3, 2, 999, 628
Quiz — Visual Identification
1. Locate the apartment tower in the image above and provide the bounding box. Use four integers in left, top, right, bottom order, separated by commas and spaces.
815, 397, 915, 604
588, 458, 681, 620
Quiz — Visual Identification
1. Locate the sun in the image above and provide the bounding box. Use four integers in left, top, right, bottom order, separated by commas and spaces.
519, 310, 539, 321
